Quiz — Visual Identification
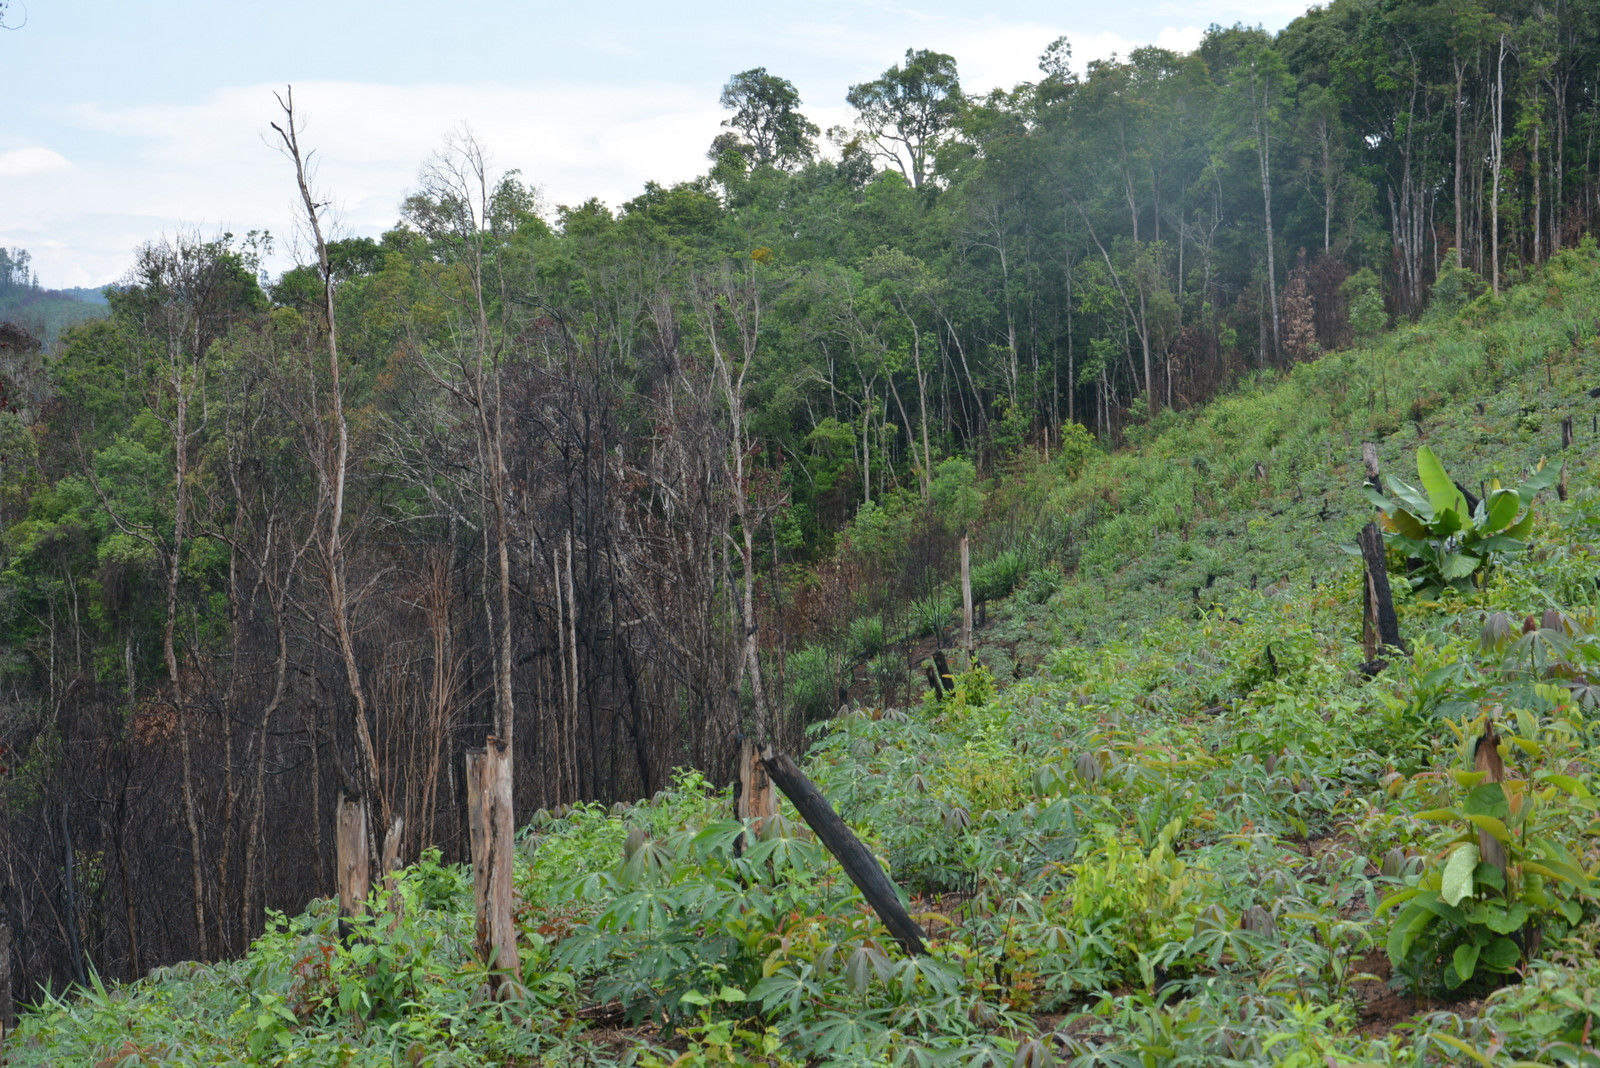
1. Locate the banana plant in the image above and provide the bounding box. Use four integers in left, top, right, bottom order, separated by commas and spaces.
1363, 445, 1559, 597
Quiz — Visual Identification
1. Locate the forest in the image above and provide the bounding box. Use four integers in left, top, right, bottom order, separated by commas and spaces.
3, 0, 1600, 1057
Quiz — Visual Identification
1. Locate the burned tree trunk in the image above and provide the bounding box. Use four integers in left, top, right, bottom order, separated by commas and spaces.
735, 737, 776, 833
466, 738, 520, 994
1359, 523, 1405, 671
335, 794, 370, 922
758, 745, 926, 956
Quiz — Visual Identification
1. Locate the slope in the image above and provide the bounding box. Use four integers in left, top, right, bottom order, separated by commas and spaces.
7, 250, 1600, 1066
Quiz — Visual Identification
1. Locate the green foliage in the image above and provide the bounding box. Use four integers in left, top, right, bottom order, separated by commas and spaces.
970, 547, 1026, 603
907, 590, 954, 638
1342, 268, 1387, 340
784, 643, 838, 722
928, 456, 981, 532
925, 660, 994, 718
1382, 711, 1600, 995
1066, 819, 1203, 986
844, 614, 884, 660
1364, 445, 1558, 597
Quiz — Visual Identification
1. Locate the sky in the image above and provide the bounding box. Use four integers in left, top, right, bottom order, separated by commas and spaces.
3, 0, 1312, 289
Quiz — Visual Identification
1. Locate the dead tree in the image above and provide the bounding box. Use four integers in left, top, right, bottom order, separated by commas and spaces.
271, 87, 386, 872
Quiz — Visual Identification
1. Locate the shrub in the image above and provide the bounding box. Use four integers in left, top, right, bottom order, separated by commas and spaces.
785, 644, 838, 722
845, 615, 884, 660
970, 548, 1026, 604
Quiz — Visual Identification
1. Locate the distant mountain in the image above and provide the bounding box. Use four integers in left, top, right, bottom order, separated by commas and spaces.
0, 287, 110, 348
59, 285, 111, 305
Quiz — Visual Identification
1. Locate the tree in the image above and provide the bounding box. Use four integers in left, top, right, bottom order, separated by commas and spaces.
717, 68, 819, 170
1210, 27, 1291, 363
846, 49, 963, 189
270, 87, 387, 872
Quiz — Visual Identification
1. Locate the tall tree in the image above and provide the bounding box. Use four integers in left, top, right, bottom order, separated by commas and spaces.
717, 68, 819, 170
846, 49, 963, 189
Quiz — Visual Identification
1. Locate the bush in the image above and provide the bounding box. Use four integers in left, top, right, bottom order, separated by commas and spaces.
908, 590, 954, 638
846, 615, 885, 660
785, 644, 838, 721
971, 548, 1026, 603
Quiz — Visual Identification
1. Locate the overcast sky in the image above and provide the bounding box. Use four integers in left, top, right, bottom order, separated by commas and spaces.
3, 0, 1311, 288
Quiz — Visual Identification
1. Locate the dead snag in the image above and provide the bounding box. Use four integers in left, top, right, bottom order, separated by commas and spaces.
735, 737, 776, 839
1359, 522, 1405, 672
1473, 716, 1508, 880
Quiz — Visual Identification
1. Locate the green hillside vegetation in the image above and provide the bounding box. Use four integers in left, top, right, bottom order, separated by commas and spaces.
10, 249, 1600, 1066
0, 249, 109, 349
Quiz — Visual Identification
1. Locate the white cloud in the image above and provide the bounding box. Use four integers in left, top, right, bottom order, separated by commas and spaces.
0, 146, 72, 177
10, 5, 1304, 288
16, 80, 727, 284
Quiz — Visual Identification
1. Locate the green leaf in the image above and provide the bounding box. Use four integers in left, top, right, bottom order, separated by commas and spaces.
1517, 460, 1560, 500
1475, 534, 1528, 554
1384, 507, 1431, 541
1453, 941, 1480, 983
1431, 1033, 1497, 1066
1415, 808, 1463, 822
1386, 474, 1434, 518
1434, 508, 1467, 538
1483, 901, 1529, 934
1442, 843, 1480, 906
1463, 783, 1510, 821
1502, 511, 1535, 541
1363, 484, 1398, 514
1483, 488, 1520, 533
1465, 814, 1511, 846
1480, 936, 1521, 972
1417, 446, 1467, 515
1535, 772, 1591, 798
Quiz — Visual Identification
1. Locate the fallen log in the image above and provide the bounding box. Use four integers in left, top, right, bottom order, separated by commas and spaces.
758, 744, 926, 956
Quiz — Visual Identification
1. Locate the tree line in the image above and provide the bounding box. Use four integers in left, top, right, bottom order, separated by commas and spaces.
2, 0, 1599, 991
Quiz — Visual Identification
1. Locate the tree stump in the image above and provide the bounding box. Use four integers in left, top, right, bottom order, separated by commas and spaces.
467, 738, 520, 995
1359, 522, 1405, 671
335, 793, 370, 921
735, 737, 776, 837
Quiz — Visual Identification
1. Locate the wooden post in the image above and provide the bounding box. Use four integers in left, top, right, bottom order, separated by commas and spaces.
1361, 441, 1382, 485
960, 536, 973, 669
335, 793, 370, 921
1559, 417, 1572, 501
758, 744, 927, 956
735, 737, 776, 836
1359, 522, 1405, 670
467, 737, 520, 995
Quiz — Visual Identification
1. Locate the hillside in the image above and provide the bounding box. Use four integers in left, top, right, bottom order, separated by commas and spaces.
6, 249, 1600, 1066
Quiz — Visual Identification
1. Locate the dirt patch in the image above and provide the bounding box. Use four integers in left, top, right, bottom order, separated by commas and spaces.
1350, 949, 1419, 1038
